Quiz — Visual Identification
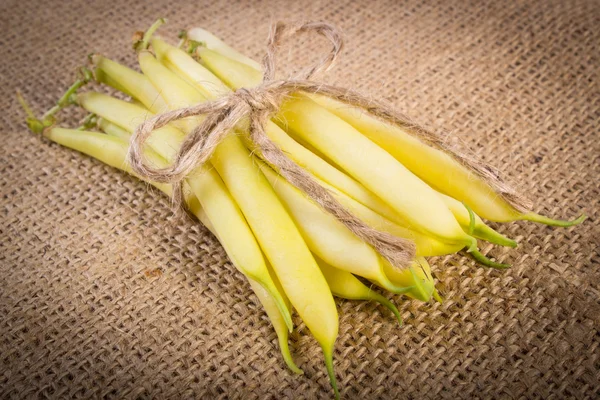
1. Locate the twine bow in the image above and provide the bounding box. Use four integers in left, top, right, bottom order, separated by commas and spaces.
127, 21, 529, 270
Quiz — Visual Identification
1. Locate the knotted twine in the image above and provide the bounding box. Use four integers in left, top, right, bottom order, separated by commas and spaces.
127, 21, 530, 270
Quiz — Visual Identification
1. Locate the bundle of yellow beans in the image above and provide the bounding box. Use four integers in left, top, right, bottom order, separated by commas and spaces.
19, 20, 584, 398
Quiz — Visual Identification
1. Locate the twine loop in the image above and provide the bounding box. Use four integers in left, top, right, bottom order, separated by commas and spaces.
233, 87, 277, 113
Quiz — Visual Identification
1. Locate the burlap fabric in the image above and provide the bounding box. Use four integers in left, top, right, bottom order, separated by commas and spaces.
1, 0, 598, 398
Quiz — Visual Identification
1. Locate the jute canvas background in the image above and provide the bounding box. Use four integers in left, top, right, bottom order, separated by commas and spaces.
1, 0, 598, 398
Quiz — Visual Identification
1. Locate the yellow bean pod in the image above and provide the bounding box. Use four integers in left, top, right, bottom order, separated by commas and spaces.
153, 39, 407, 227
46, 127, 302, 375
315, 258, 402, 325
78, 91, 293, 333
306, 93, 585, 227
258, 160, 418, 295
138, 52, 340, 396
195, 47, 509, 269
437, 192, 517, 248
311, 176, 464, 257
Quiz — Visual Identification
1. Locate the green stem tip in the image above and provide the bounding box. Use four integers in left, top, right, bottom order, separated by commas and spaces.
77, 114, 98, 131
176, 30, 188, 49
464, 202, 518, 248
16, 90, 45, 134
323, 348, 340, 400
51, 67, 93, 111
18, 66, 92, 134
371, 293, 403, 326
432, 288, 444, 304
277, 335, 303, 375
472, 225, 518, 248
176, 29, 205, 55
16, 90, 35, 119
466, 239, 510, 269
466, 248, 510, 269
463, 202, 476, 235
521, 212, 586, 228
134, 18, 167, 52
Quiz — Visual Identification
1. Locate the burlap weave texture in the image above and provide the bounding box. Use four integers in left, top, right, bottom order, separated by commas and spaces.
0, 0, 598, 398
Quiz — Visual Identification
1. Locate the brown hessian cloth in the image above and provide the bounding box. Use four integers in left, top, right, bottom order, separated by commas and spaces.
0, 0, 598, 398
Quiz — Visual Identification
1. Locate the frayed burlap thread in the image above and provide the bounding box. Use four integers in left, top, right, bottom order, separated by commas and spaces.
128, 21, 529, 271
